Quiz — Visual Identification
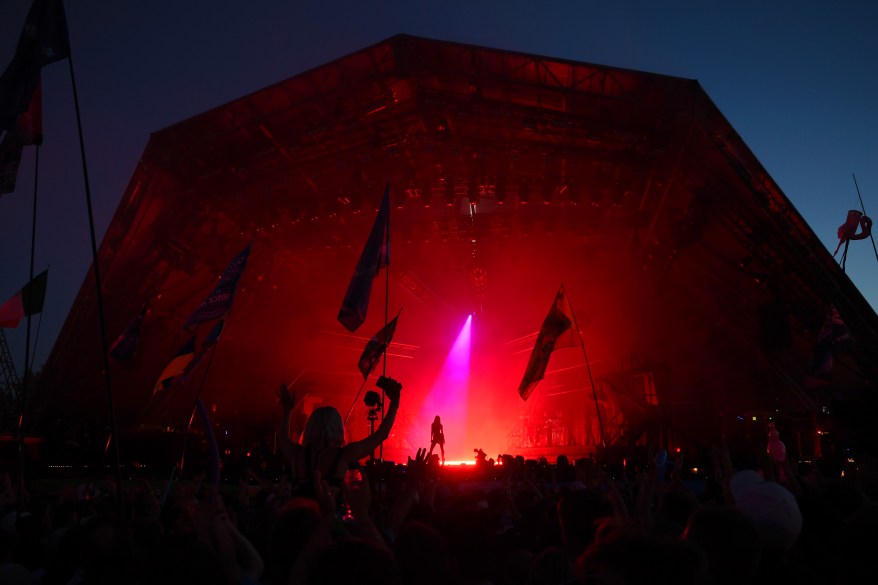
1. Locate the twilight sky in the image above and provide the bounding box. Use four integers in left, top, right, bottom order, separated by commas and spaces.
1, 0, 876, 372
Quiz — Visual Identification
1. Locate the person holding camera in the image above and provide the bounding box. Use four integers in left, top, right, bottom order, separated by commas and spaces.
277, 375, 402, 490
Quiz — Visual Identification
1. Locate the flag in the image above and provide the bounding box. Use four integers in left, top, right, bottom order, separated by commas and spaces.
0, 269, 48, 328
0, 0, 70, 133
338, 184, 390, 332
807, 304, 855, 386
109, 301, 148, 361
154, 337, 195, 394
183, 243, 251, 330
181, 319, 224, 381
358, 311, 401, 379
518, 285, 581, 401
0, 79, 42, 195
833, 209, 872, 256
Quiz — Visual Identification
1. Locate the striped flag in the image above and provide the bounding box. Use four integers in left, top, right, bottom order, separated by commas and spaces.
181, 319, 224, 381
154, 337, 195, 394
0, 269, 48, 328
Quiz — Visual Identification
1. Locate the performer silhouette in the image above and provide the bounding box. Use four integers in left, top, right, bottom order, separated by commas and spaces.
428, 415, 445, 464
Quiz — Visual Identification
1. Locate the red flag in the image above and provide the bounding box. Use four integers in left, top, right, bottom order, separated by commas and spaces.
518, 286, 581, 401
833, 210, 872, 256
338, 184, 390, 332
0, 79, 42, 195
0, 269, 48, 328
0, 0, 69, 132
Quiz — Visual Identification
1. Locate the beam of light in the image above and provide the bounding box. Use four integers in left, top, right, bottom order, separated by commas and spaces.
418, 314, 472, 461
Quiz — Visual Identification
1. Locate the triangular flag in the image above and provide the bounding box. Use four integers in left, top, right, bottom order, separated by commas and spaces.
183, 243, 251, 330
338, 184, 390, 332
518, 285, 581, 401
0, 269, 48, 328
0, 0, 70, 133
154, 337, 195, 394
358, 310, 401, 379
109, 301, 148, 361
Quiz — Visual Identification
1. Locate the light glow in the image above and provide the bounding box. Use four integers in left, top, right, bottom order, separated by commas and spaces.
418, 315, 472, 461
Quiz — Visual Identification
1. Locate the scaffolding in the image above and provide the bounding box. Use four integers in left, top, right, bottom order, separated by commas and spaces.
0, 328, 20, 432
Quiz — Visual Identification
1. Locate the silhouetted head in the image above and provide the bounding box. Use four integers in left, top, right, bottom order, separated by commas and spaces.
302, 406, 345, 451
433, 415, 441, 425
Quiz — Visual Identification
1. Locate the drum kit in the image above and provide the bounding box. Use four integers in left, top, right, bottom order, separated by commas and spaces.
509, 414, 569, 449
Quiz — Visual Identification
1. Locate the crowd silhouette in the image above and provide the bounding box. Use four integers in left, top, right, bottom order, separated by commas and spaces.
1, 376, 876, 585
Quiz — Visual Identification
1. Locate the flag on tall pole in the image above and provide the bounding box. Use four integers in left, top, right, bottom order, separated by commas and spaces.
358, 310, 401, 379
338, 184, 390, 332
109, 301, 148, 361
0, 0, 70, 133
183, 242, 252, 330
0, 269, 48, 328
154, 337, 196, 394
518, 285, 581, 401
0, 79, 43, 195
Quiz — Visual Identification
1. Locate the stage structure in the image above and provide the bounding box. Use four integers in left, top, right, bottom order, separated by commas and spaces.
37, 35, 877, 464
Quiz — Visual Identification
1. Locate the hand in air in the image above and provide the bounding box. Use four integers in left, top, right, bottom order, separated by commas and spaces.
376, 375, 402, 402
276, 383, 295, 411
406, 447, 429, 482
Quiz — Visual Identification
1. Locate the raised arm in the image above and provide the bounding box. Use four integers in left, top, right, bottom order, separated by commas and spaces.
342, 376, 401, 462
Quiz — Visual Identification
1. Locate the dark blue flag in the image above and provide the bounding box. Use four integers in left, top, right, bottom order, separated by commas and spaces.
518, 286, 581, 401
109, 301, 147, 361
184, 243, 251, 330
338, 184, 390, 332
0, 0, 70, 132
358, 310, 400, 379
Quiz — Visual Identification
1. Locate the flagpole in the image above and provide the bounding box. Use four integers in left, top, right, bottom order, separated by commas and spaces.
345, 376, 370, 424
15, 145, 40, 507
564, 285, 606, 451
177, 340, 219, 477
379, 183, 390, 463
67, 54, 125, 503
852, 174, 878, 265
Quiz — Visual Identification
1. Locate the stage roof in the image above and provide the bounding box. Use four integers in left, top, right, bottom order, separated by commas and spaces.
38, 35, 877, 455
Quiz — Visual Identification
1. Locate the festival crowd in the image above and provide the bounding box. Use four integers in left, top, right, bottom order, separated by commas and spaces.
1, 376, 876, 585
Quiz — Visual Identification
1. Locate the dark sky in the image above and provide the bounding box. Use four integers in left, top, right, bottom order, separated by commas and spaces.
1, 0, 876, 372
